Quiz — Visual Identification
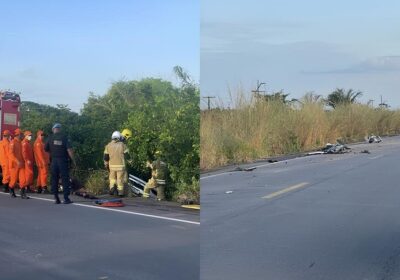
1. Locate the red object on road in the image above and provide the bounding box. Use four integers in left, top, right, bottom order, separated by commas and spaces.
98, 201, 125, 207
95, 198, 125, 207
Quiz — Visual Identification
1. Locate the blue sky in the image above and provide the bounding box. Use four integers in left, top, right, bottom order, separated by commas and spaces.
201, 0, 400, 108
0, 0, 199, 112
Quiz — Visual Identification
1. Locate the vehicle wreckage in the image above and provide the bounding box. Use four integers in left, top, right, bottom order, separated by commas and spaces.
308, 141, 351, 155
367, 135, 382, 143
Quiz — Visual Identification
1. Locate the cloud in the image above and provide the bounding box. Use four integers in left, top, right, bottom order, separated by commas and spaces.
305, 56, 400, 74
201, 20, 309, 53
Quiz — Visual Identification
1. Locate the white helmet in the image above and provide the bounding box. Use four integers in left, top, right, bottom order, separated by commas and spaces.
111, 131, 121, 140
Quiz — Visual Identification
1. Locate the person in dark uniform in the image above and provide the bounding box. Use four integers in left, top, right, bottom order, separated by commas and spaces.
45, 123, 76, 204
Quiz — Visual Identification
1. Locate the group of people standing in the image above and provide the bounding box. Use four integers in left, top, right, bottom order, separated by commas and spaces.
0, 123, 76, 204
1, 124, 167, 203
0, 128, 49, 199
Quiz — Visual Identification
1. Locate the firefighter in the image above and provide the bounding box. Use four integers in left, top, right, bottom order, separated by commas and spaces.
143, 151, 167, 201
120, 129, 132, 143
45, 123, 76, 204
104, 131, 129, 197
34, 130, 49, 193
0, 130, 11, 193
9, 128, 27, 198
22, 131, 34, 192
120, 128, 133, 186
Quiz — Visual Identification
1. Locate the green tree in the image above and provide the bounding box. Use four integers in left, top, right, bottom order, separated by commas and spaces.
255, 90, 298, 104
20, 66, 199, 202
326, 88, 363, 108
125, 71, 199, 200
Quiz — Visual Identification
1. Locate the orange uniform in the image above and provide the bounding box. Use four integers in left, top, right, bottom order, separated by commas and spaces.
9, 130, 26, 189
34, 130, 49, 189
0, 131, 11, 185
22, 131, 34, 189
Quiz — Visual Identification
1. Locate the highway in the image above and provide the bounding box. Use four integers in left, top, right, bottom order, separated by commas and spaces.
0, 194, 199, 280
201, 136, 400, 280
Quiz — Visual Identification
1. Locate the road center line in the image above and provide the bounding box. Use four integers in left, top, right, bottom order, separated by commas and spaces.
0, 193, 200, 225
262, 182, 309, 199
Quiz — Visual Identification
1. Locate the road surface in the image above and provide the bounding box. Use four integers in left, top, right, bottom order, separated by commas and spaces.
201, 136, 400, 280
0, 194, 199, 280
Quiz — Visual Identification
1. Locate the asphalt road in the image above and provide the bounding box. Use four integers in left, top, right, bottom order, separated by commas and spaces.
0, 194, 199, 280
201, 136, 400, 280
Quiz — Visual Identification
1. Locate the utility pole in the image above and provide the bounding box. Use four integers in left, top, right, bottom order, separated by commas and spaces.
378, 95, 389, 108
202, 96, 215, 110
251, 80, 266, 97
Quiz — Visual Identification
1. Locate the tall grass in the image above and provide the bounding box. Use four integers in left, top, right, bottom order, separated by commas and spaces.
201, 91, 400, 170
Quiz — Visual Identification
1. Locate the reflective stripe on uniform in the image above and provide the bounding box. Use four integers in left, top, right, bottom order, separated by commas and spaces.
109, 164, 125, 169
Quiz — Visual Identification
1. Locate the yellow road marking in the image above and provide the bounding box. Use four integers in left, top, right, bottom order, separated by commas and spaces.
181, 205, 200, 210
262, 182, 309, 199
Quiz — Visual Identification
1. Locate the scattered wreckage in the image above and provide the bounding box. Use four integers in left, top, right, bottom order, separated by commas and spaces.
367, 135, 382, 143
308, 135, 383, 157
308, 141, 351, 155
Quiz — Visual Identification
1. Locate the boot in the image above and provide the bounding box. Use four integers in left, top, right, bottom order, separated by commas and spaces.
20, 188, 28, 199
2, 184, 9, 193
63, 191, 72, 204
118, 189, 124, 197
62, 198, 73, 204
54, 194, 61, 204
9, 188, 16, 198
109, 186, 117, 196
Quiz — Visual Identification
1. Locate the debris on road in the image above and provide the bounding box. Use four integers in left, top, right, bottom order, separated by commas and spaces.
322, 142, 350, 154
268, 159, 278, 163
225, 191, 234, 194
307, 141, 351, 156
367, 134, 382, 143
231, 166, 257, 172
94, 198, 125, 207
360, 150, 371, 154
307, 151, 325, 155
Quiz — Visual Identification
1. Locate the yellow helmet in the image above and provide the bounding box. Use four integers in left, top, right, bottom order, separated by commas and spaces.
121, 129, 132, 140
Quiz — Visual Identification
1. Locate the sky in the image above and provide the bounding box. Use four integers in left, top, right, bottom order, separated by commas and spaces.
201, 0, 400, 109
0, 0, 199, 112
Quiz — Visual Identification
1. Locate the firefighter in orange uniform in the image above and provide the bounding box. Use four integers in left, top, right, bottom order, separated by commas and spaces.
9, 128, 27, 198
22, 131, 34, 192
0, 130, 11, 193
34, 130, 49, 193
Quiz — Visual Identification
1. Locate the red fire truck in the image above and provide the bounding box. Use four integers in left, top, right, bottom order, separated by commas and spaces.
0, 91, 21, 134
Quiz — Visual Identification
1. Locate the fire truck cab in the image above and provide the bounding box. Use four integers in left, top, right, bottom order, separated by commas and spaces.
0, 91, 21, 134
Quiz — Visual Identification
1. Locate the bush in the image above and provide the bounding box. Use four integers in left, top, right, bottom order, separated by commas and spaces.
84, 170, 109, 195
175, 177, 200, 205
201, 90, 400, 170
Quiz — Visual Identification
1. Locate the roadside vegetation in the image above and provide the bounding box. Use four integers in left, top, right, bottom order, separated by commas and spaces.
201, 88, 400, 170
21, 66, 200, 202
